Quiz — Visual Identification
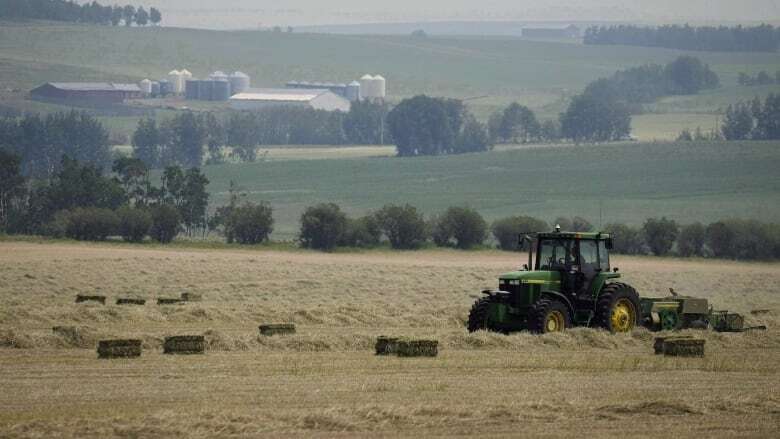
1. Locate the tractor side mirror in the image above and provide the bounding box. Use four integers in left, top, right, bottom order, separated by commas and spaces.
523, 263, 529, 271
613, 267, 619, 273
605, 238, 613, 250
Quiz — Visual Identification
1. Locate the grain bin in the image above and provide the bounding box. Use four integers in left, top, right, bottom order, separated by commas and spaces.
139, 79, 152, 95
159, 79, 173, 96
168, 70, 183, 94
209, 71, 228, 82
346, 81, 360, 101
373, 74, 387, 99
180, 69, 193, 82
229, 71, 250, 95
211, 80, 231, 101
150, 81, 161, 97
199, 80, 214, 101
359, 74, 375, 100
185, 79, 199, 100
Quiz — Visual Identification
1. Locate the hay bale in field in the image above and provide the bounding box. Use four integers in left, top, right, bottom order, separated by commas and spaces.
663, 338, 705, 357
750, 309, 772, 316
157, 298, 184, 305
75, 295, 105, 305
396, 339, 438, 357
97, 339, 142, 359
180, 292, 202, 302
375, 336, 400, 355
259, 323, 296, 336
116, 298, 146, 305
163, 335, 205, 354
653, 335, 693, 355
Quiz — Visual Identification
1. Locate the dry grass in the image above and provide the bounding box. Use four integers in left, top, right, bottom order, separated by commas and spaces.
0, 241, 779, 437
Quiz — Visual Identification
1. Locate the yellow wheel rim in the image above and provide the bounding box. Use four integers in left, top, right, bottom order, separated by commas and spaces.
610, 298, 636, 332
545, 310, 565, 333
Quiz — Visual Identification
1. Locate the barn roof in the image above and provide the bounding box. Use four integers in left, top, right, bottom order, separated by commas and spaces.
42, 82, 141, 92
229, 88, 331, 102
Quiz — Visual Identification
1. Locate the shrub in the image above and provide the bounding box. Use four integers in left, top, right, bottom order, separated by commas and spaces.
149, 204, 181, 244
341, 215, 382, 248
604, 223, 644, 254
299, 203, 348, 250
677, 222, 706, 257
41, 210, 73, 238
643, 217, 679, 256
431, 207, 487, 249
117, 206, 152, 243
65, 207, 119, 241
224, 202, 274, 245
707, 219, 776, 260
374, 204, 427, 249
491, 216, 548, 251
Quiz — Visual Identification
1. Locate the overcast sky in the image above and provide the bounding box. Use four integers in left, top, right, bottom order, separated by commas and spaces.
138, 0, 780, 29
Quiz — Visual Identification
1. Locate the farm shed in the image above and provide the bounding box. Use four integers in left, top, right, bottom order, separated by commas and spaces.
229, 88, 351, 112
30, 82, 142, 104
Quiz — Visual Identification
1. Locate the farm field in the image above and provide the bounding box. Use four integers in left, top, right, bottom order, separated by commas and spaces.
0, 241, 778, 437
2, 22, 780, 141
196, 141, 780, 239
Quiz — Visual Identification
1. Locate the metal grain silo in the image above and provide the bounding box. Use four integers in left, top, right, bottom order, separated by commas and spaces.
180, 69, 193, 82
159, 79, 173, 96
199, 80, 214, 101
168, 70, 183, 94
185, 79, 199, 100
212, 80, 231, 101
229, 71, 250, 95
373, 74, 386, 99
346, 81, 360, 101
359, 74, 375, 100
139, 79, 152, 95
150, 81, 161, 97
209, 71, 228, 82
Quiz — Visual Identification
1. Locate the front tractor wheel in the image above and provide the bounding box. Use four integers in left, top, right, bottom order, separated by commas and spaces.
529, 299, 571, 333
596, 283, 641, 333
467, 297, 492, 333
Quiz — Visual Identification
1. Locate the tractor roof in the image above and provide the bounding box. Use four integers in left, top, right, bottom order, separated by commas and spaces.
537, 231, 611, 240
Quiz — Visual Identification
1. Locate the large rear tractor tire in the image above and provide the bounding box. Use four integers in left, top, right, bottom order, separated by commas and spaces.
529, 299, 571, 334
595, 283, 641, 333
467, 297, 492, 333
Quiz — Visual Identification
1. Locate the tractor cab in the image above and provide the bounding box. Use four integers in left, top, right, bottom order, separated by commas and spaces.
530, 229, 615, 300
468, 226, 640, 334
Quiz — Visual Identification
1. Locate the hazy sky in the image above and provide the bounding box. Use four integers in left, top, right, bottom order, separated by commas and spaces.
138, 0, 780, 29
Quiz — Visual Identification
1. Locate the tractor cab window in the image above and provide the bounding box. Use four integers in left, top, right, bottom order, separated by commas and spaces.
537, 239, 575, 271
598, 240, 610, 271
579, 240, 599, 271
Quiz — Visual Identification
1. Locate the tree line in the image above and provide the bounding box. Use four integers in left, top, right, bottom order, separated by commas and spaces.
0, 0, 161, 26
0, 111, 112, 179
2, 152, 778, 261
584, 24, 780, 52
0, 151, 209, 243
720, 94, 780, 140
738, 71, 780, 86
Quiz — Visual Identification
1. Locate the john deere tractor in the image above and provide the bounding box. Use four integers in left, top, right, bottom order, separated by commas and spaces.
468, 228, 641, 334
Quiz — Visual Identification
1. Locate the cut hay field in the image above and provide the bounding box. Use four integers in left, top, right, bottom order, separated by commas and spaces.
0, 241, 779, 437
198, 140, 780, 239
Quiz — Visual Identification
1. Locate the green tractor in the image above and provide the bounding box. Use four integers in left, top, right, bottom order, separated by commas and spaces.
468, 227, 641, 334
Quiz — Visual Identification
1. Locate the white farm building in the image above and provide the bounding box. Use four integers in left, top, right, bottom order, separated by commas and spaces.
229, 88, 351, 112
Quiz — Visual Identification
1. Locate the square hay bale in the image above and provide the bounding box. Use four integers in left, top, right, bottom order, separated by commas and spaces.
116, 298, 146, 305
663, 338, 705, 357
163, 335, 205, 354
76, 295, 105, 305
157, 298, 184, 305
181, 292, 202, 302
375, 336, 400, 355
97, 339, 142, 359
653, 335, 693, 355
259, 323, 296, 336
396, 339, 438, 358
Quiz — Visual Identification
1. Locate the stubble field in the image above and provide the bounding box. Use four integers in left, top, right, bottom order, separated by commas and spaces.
0, 241, 779, 437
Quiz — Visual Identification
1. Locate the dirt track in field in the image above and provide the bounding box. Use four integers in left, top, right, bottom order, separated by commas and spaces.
1, 242, 779, 437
